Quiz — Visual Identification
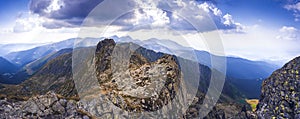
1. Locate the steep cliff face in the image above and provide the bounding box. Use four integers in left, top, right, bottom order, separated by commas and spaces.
256, 56, 300, 118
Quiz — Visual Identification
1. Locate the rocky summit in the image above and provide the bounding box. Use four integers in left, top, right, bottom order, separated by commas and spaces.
256, 56, 300, 118
94, 39, 181, 112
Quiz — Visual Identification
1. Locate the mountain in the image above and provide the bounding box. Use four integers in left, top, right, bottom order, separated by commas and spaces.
0, 39, 251, 118
256, 56, 300, 118
0, 50, 76, 99
229, 78, 264, 98
0, 57, 20, 84
0, 36, 277, 99
0, 43, 46, 56
3, 38, 100, 67
24, 48, 73, 75
3, 36, 278, 80
3, 39, 75, 67
0, 39, 243, 101
0, 57, 18, 74
115, 36, 279, 80
226, 57, 278, 80
0, 49, 74, 85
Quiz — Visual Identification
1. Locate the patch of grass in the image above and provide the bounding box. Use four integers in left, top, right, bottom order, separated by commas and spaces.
245, 99, 259, 111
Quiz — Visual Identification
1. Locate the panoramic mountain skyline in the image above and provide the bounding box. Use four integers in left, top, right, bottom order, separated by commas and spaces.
0, 0, 299, 65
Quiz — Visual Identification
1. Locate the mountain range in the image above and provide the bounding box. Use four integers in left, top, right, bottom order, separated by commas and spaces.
0, 36, 280, 99
1, 36, 279, 80
0, 39, 249, 118
0, 43, 47, 56
0, 38, 298, 118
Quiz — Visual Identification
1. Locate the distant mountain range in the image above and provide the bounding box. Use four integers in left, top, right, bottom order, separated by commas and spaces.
0, 36, 280, 98
0, 38, 298, 118
0, 39, 257, 118
0, 43, 47, 56
3, 39, 76, 67
2, 36, 279, 79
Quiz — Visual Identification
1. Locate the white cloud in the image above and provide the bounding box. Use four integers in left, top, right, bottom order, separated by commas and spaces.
223, 14, 234, 26
276, 26, 299, 41
13, 13, 44, 33
162, 1, 243, 32
27, 0, 243, 32
284, 2, 300, 21
45, 0, 64, 13
198, 2, 222, 16
285, 2, 300, 11
131, 4, 170, 27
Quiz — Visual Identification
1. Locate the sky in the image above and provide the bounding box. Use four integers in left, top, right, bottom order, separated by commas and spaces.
0, 0, 300, 65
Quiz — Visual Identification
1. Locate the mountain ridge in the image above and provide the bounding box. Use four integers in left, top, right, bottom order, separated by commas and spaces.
3, 36, 278, 81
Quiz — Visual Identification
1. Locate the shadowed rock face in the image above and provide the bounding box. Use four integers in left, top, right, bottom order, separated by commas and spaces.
256, 56, 300, 118
94, 39, 181, 112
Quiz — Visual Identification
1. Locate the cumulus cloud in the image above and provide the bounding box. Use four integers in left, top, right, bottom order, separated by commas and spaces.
284, 2, 300, 21
13, 13, 44, 33
26, 0, 243, 32
222, 14, 245, 33
276, 26, 300, 41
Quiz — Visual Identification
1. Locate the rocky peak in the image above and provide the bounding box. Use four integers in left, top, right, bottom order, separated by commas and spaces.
94, 39, 181, 112
256, 56, 300, 118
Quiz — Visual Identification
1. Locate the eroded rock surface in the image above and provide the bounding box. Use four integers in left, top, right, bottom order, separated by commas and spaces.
94, 39, 181, 113
0, 92, 92, 119
256, 56, 300, 118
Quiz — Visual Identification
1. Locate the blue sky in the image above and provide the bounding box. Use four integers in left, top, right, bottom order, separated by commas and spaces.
0, 0, 28, 27
215, 0, 295, 26
0, 0, 300, 65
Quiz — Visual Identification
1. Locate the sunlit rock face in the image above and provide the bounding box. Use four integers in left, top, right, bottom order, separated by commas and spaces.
94, 39, 183, 115
257, 56, 300, 119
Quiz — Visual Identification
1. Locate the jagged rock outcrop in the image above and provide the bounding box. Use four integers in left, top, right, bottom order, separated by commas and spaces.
94, 39, 181, 113
0, 92, 92, 119
256, 56, 300, 118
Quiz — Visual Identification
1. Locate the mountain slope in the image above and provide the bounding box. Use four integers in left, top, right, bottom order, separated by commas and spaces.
226, 57, 277, 80
24, 48, 73, 75
0, 52, 77, 99
0, 57, 18, 74
256, 56, 300, 118
0, 57, 19, 84
0, 49, 74, 85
